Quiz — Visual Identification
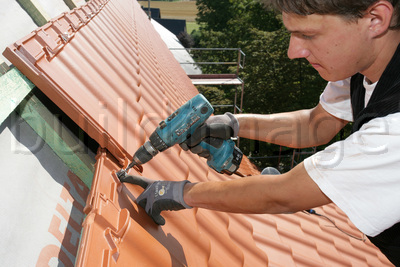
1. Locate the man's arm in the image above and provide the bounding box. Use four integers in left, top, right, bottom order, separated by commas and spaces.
181, 104, 344, 213
183, 161, 331, 214
236, 103, 348, 148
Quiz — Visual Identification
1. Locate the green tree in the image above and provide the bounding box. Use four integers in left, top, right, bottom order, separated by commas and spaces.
196, 0, 241, 32
196, 0, 280, 32
239, 27, 325, 114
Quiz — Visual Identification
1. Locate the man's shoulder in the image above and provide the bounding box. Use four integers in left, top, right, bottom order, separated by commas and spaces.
320, 78, 352, 121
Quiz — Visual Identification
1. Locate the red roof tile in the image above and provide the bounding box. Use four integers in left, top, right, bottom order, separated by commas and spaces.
3, 0, 394, 265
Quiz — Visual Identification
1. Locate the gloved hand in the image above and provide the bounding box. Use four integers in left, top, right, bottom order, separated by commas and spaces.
180, 112, 239, 155
119, 175, 192, 225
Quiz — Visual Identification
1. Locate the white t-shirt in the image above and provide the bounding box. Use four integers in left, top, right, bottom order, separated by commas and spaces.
304, 78, 400, 237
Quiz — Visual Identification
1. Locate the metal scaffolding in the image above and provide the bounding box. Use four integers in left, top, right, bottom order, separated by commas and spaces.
171, 47, 246, 114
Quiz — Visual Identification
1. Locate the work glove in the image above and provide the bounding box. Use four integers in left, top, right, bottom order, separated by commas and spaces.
119, 175, 192, 225
180, 112, 239, 155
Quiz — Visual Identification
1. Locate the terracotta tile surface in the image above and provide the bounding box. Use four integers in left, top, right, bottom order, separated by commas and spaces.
3, 0, 393, 265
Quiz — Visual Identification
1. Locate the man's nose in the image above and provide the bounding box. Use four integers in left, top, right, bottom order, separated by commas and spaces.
287, 36, 310, 59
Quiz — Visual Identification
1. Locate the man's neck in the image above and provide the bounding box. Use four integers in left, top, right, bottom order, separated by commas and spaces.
362, 31, 400, 83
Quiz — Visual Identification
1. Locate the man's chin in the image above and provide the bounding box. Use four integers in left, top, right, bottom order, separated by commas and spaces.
318, 71, 347, 82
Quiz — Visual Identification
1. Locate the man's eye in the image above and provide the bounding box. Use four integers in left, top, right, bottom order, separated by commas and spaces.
291, 32, 315, 40
301, 34, 314, 40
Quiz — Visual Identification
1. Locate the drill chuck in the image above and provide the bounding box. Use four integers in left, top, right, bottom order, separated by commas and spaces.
133, 140, 159, 165
116, 132, 166, 178
132, 129, 170, 165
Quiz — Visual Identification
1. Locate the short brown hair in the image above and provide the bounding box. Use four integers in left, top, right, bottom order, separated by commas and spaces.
262, 0, 400, 28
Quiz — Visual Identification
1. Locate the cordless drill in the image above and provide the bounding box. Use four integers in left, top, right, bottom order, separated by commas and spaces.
116, 94, 243, 178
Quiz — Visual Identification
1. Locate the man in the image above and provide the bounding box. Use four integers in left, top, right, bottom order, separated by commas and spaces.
120, 0, 400, 264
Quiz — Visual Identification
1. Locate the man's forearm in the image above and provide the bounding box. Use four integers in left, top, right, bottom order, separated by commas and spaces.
182, 162, 332, 214
182, 176, 289, 214
235, 104, 347, 148
236, 112, 310, 148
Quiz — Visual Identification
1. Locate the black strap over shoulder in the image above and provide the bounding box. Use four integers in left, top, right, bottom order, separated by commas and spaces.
349, 43, 400, 266
350, 43, 400, 133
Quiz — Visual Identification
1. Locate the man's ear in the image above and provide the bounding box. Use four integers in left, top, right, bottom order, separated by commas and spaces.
366, 0, 394, 38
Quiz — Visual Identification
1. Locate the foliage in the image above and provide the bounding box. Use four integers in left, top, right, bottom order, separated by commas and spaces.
239, 27, 326, 114
196, 0, 280, 32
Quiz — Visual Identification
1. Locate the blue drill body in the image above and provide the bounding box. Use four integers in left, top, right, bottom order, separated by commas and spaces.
199, 138, 243, 174
117, 94, 242, 177
155, 94, 214, 148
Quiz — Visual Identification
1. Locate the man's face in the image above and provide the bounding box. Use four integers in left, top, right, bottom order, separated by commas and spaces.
282, 12, 373, 82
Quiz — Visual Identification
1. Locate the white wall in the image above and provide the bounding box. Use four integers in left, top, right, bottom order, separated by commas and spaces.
0, 0, 37, 65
